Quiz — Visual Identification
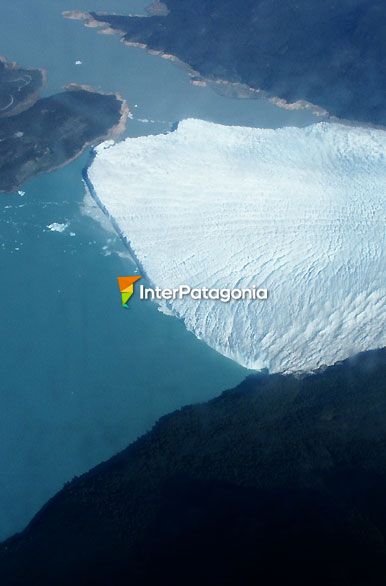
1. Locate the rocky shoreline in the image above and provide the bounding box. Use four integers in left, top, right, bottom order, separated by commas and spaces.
62, 10, 329, 120
64, 1, 386, 128
0, 62, 128, 193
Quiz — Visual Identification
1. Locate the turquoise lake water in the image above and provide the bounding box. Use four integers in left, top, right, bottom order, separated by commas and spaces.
0, 0, 317, 539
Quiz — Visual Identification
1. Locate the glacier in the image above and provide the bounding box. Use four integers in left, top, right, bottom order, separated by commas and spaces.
88, 119, 386, 373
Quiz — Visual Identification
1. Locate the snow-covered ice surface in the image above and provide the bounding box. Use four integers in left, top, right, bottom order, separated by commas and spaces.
88, 119, 386, 373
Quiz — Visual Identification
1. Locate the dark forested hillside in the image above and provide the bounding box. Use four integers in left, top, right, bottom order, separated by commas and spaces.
91, 0, 386, 125
1, 348, 386, 585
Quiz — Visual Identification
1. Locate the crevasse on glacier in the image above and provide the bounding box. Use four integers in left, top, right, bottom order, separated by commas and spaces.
88, 119, 386, 373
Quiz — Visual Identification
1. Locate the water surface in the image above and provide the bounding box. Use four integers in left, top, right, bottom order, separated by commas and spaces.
0, 0, 317, 539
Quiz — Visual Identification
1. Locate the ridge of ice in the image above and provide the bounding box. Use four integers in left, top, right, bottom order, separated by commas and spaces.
88, 119, 386, 373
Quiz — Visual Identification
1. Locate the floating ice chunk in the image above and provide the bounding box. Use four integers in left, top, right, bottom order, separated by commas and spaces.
75, 60, 82, 65
47, 222, 68, 233
88, 119, 386, 373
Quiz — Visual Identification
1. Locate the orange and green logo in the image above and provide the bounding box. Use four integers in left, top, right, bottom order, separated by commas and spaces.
117, 276, 141, 308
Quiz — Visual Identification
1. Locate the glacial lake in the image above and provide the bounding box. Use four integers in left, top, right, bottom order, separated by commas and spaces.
0, 0, 317, 539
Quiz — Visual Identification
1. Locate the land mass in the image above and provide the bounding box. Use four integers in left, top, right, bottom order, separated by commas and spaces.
68, 0, 386, 126
0, 57, 44, 118
0, 60, 128, 192
1, 348, 386, 585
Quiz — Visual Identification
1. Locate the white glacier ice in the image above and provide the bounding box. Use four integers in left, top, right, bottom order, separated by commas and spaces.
88, 119, 386, 373
47, 222, 68, 233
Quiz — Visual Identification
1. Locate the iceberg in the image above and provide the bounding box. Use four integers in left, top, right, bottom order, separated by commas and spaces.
47, 222, 68, 233
87, 119, 386, 373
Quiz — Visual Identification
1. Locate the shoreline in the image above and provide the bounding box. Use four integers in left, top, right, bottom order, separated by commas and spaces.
64, 83, 130, 138
62, 11, 329, 120
0, 86, 129, 194
63, 10, 386, 131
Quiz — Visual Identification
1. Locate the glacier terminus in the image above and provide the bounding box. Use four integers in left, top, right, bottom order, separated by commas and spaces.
88, 119, 386, 373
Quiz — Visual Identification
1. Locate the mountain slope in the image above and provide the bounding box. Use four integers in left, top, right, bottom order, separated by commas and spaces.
1, 348, 386, 585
